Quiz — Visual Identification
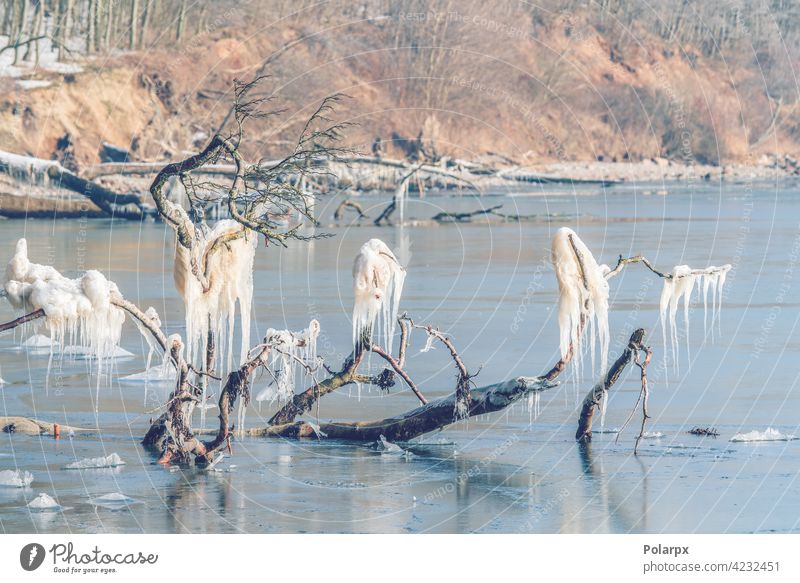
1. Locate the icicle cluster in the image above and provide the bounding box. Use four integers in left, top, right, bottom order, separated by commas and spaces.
3, 239, 126, 368
659, 263, 731, 368
352, 238, 406, 353
550, 227, 610, 377
254, 320, 320, 406
172, 220, 257, 375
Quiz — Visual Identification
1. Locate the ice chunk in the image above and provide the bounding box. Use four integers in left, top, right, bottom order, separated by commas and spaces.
0, 469, 34, 488
27, 493, 63, 511
21, 334, 53, 349
377, 435, 405, 454
730, 428, 798, 442
63, 453, 125, 470
89, 492, 142, 508
119, 366, 177, 384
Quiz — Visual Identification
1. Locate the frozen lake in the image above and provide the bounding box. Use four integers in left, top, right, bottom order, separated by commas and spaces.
1, 181, 799, 533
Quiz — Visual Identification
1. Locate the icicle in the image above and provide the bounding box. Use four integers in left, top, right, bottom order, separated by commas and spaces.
3, 240, 126, 398
659, 264, 731, 368
550, 228, 610, 379
173, 222, 257, 378
253, 320, 320, 408
420, 333, 436, 353
396, 177, 409, 223
716, 265, 731, 335
352, 239, 406, 353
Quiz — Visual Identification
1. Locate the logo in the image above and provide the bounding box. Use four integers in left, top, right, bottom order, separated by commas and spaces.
20, 543, 46, 571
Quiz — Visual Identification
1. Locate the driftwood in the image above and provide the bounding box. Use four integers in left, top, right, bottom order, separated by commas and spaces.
0, 151, 146, 219
333, 198, 368, 220
256, 376, 557, 442
431, 204, 504, 223
575, 328, 647, 442
0, 416, 90, 435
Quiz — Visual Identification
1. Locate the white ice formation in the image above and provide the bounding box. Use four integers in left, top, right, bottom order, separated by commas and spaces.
0, 469, 34, 488
659, 264, 731, 368
172, 220, 257, 376
3, 239, 126, 395
730, 428, 797, 442
27, 493, 62, 511
254, 320, 320, 406
550, 227, 610, 377
63, 453, 126, 470
352, 238, 406, 353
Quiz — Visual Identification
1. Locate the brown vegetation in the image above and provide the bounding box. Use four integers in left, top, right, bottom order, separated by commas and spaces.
3, 1, 800, 169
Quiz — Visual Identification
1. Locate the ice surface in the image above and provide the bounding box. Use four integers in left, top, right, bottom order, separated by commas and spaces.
352, 238, 406, 353
0, 469, 34, 488
63, 453, 125, 470
730, 428, 798, 442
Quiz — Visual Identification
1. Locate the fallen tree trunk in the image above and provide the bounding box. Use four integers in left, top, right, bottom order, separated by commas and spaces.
0, 149, 147, 219
253, 375, 557, 442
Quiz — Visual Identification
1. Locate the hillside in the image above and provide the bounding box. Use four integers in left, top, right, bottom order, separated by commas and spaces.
2, 1, 800, 171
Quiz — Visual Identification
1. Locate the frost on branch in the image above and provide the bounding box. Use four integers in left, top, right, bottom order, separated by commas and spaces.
550, 227, 610, 377
254, 320, 320, 406
3, 238, 125, 372
352, 238, 406, 353
659, 263, 731, 368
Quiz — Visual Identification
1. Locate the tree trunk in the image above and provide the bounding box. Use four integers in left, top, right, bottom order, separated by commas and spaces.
176, 0, 186, 42
128, 0, 138, 50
